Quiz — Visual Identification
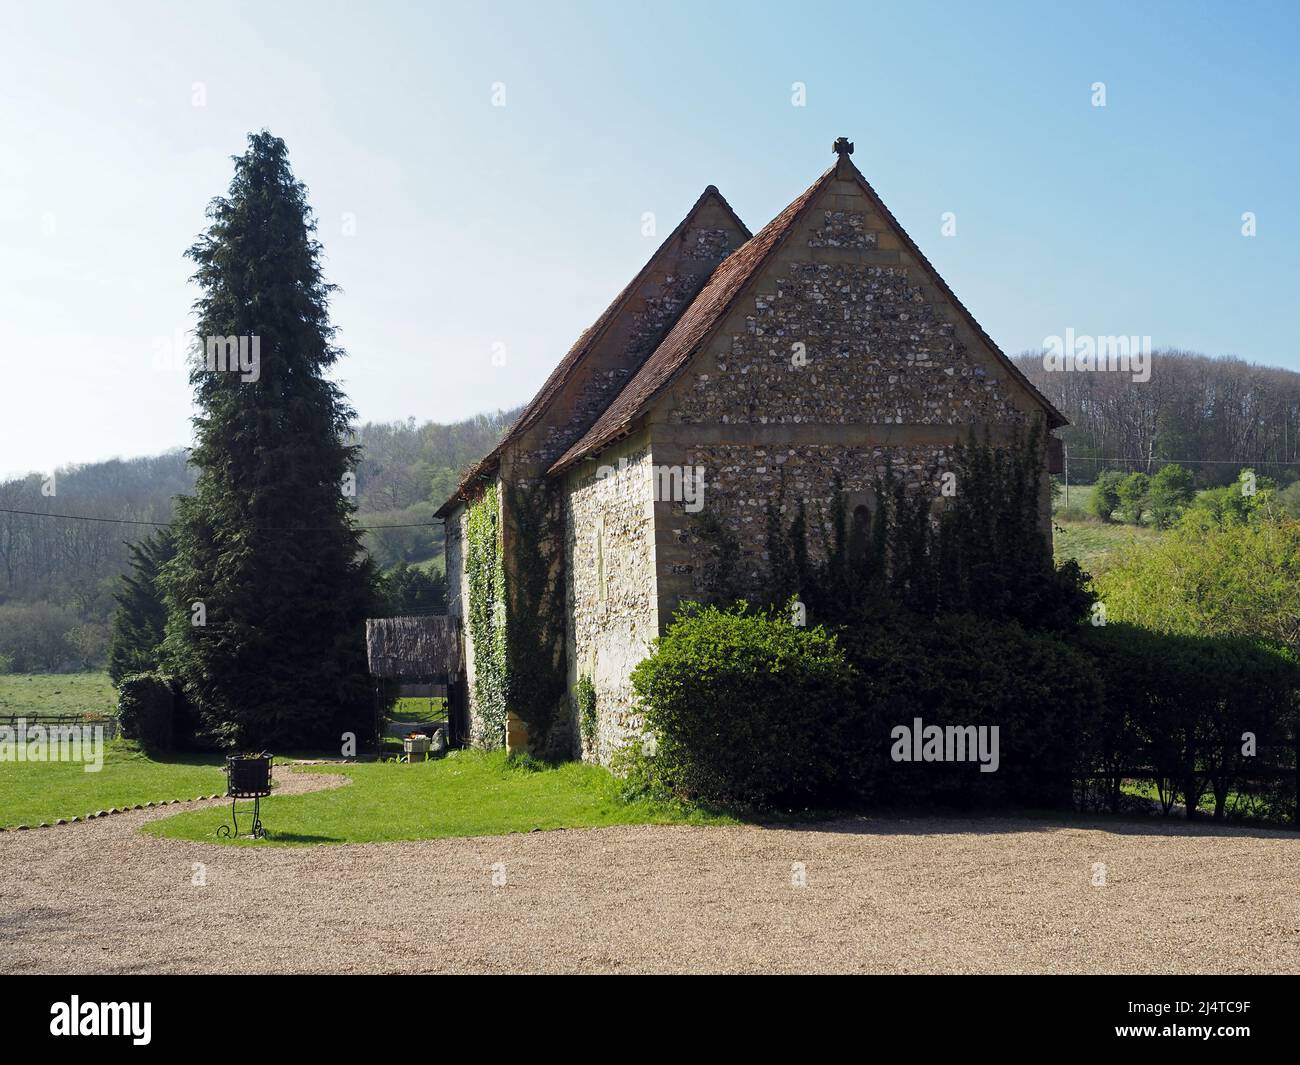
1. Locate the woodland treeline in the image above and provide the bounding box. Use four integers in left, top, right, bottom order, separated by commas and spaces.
0, 407, 517, 671
1013, 350, 1300, 485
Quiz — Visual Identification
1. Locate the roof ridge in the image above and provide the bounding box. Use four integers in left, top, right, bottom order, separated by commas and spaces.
435, 185, 751, 517
547, 154, 1068, 476
546, 163, 839, 476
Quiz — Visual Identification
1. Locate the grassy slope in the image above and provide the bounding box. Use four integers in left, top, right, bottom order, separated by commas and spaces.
1052, 484, 1165, 575
148, 749, 733, 846
0, 672, 116, 719
0, 743, 226, 828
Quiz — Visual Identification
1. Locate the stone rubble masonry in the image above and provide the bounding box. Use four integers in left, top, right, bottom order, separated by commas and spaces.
645, 171, 1050, 641
562, 431, 658, 763
513, 197, 747, 478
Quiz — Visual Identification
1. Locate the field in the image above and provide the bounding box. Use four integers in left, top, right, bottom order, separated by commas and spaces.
0, 671, 115, 719
392, 696, 447, 723
1052, 483, 1165, 575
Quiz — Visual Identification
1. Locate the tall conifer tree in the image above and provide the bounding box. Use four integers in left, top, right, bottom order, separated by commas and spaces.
163, 132, 378, 749
107, 527, 176, 684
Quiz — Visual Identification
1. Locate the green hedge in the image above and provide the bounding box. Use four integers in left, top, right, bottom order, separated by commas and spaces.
629, 604, 1101, 808
1077, 624, 1300, 819
840, 612, 1102, 808
629, 602, 856, 804
628, 604, 1300, 819
115, 672, 176, 751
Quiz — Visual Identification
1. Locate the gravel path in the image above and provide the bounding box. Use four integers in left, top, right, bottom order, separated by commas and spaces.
2, 769, 1299, 974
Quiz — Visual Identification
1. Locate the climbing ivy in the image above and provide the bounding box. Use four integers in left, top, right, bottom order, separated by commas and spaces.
503, 481, 568, 754
761, 424, 1093, 633
465, 483, 507, 746
576, 672, 597, 753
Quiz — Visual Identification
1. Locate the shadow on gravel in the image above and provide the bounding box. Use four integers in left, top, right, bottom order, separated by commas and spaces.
748, 809, 1300, 841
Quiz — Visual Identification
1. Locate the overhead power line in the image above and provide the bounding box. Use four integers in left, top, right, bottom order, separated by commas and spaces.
0, 507, 441, 532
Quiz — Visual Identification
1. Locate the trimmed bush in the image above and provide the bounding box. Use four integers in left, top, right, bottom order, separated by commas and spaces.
115, 673, 175, 751
1077, 624, 1299, 819
630, 603, 1102, 809
840, 612, 1102, 808
629, 602, 856, 805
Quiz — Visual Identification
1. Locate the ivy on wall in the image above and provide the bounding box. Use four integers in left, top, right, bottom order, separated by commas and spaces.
465, 482, 507, 746
503, 481, 568, 754
576, 672, 597, 753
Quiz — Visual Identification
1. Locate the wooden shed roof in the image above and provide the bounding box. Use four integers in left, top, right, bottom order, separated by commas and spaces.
364, 615, 462, 678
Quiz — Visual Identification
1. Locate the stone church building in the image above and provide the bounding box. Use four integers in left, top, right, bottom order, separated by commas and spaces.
437, 139, 1065, 762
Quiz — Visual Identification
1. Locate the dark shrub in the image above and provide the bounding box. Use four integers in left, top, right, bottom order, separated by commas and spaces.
1077, 624, 1300, 819
630, 602, 1101, 809
629, 601, 856, 805
840, 612, 1103, 808
115, 672, 175, 751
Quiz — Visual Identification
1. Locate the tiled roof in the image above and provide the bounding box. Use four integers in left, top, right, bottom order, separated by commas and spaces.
547, 164, 838, 475
434, 185, 749, 518
547, 156, 1067, 476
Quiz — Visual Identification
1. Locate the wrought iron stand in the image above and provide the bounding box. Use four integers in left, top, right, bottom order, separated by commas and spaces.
217, 753, 272, 839
217, 793, 266, 839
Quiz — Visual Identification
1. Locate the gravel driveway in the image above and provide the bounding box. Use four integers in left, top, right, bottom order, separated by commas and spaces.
2, 768, 1298, 974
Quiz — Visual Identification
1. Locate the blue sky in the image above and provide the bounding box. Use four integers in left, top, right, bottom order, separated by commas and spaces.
2, 0, 1297, 478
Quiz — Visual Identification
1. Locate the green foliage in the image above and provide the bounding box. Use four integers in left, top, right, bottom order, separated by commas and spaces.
1079, 624, 1300, 820
629, 602, 856, 805
1279, 480, 1300, 519
1098, 511, 1300, 651
1116, 471, 1150, 524
0, 602, 88, 673
629, 602, 1102, 809
762, 426, 1094, 634
465, 483, 507, 746
160, 132, 380, 751
1147, 463, 1196, 528
115, 673, 176, 751
838, 612, 1102, 808
502, 483, 567, 752
577, 673, 597, 752
108, 528, 176, 684
1091, 471, 1123, 522
1184, 469, 1278, 530
378, 561, 446, 615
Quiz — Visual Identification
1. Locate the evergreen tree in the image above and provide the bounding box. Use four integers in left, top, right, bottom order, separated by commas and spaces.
379, 562, 446, 615
162, 131, 380, 750
107, 527, 176, 684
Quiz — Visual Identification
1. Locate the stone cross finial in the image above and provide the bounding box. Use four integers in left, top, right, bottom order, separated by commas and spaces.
833, 136, 854, 158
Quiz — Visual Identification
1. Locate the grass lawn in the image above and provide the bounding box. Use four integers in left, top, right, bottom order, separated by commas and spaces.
147, 749, 734, 845
392, 696, 447, 723
1053, 519, 1164, 574
0, 742, 226, 828
0, 672, 117, 720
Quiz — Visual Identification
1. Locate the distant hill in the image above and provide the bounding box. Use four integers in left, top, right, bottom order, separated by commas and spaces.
1013, 349, 1300, 485
0, 407, 518, 671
